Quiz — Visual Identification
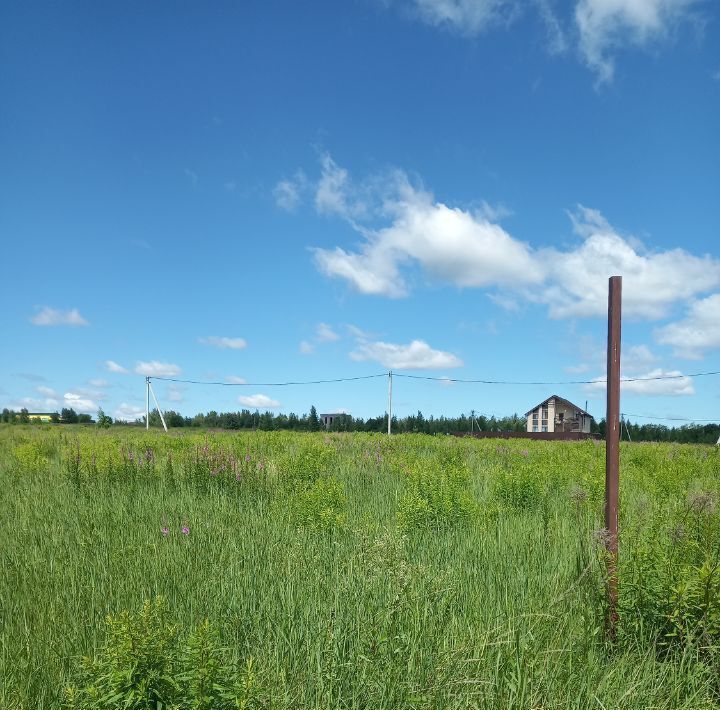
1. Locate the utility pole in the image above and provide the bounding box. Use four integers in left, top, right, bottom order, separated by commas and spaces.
605, 275, 622, 639
387, 370, 393, 435
146, 377, 150, 430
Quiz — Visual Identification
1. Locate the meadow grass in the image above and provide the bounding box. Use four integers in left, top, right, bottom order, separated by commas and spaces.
0, 426, 718, 708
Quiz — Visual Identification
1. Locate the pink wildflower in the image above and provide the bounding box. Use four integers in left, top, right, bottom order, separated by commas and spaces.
161, 526, 170, 537
181, 525, 190, 535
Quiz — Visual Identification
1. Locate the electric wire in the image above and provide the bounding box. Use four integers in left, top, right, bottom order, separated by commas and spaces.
149, 373, 387, 387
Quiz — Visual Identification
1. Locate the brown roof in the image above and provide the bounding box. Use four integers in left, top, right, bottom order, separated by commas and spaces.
524, 395, 592, 418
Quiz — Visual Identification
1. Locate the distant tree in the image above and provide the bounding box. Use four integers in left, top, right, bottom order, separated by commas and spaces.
50, 412, 60, 424
61, 407, 79, 424
19, 408, 30, 424
96, 408, 113, 428
1, 408, 9, 423
77, 413, 93, 424
308, 405, 320, 432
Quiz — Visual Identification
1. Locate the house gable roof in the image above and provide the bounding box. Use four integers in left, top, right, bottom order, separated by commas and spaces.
524, 395, 593, 419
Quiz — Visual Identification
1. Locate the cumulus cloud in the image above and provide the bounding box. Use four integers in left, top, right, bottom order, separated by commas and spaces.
88, 378, 110, 388
586, 368, 695, 396
8, 395, 60, 411
576, 0, 702, 83
225, 375, 247, 384
63, 391, 98, 413
238, 393, 281, 409
299, 340, 315, 355
313, 168, 542, 297
656, 293, 720, 359
134, 361, 182, 377
30, 307, 88, 327
316, 323, 340, 342
105, 360, 129, 374
305, 157, 720, 320
198, 336, 247, 350
114, 403, 146, 422
350, 339, 463, 370
537, 206, 720, 319
36, 385, 58, 398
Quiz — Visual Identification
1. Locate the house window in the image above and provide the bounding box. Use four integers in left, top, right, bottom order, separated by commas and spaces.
532, 425, 538, 432
541, 426, 548, 432
541, 420, 548, 427
532, 412, 538, 421
542, 406, 548, 418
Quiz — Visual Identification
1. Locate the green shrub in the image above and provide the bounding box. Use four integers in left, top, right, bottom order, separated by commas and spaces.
397, 450, 476, 532
64, 597, 258, 709
287, 475, 346, 532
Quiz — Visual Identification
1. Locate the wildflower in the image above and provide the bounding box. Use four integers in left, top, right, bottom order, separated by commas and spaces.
181, 525, 190, 535
257, 460, 265, 471
569, 485, 588, 505
245, 454, 251, 463
592, 528, 613, 547
520, 450, 529, 458
670, 524, 686, 543
161, 526, 170, 537
688, 491, 717, 515
236, 472, 242, 482
210, 468, 219, 476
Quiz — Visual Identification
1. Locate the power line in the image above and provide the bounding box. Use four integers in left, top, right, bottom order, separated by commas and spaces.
148, 368, 720, 389
149, 373, 387, 387
622, 412, 720, 423
393, 369, 720, 386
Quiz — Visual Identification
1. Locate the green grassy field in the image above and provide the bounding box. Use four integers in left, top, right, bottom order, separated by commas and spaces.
0, 426, 718, 708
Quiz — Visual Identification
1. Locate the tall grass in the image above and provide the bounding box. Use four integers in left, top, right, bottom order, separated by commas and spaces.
0, 426, 718, 707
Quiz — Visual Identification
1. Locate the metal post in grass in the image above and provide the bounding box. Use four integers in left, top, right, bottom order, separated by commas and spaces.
387, 370, 393, 435
605, 275, 622, 638
146, 376, 150, 430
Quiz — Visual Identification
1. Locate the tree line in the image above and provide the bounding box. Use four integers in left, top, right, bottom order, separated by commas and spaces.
3, 405, 720, 443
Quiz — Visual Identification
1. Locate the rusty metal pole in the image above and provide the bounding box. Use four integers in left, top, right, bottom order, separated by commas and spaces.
605, 276, 622, 638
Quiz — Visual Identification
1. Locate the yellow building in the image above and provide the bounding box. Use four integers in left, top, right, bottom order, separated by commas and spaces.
27, 412, 55, 423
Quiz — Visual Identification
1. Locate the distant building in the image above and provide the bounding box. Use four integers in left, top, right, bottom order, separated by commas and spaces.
27, 412, 55, 422
525, 396, 592, 433
320, 412, 348, 429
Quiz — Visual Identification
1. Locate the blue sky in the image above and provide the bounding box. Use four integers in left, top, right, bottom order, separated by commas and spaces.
1, 0, 719, 424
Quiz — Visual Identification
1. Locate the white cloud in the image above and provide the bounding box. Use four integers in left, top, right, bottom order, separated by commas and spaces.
586, 368, 695, 396
63, 391, 98, 413
656, 293, 720, 359
537, 206, 720, 319
105, 360, 129, 374
576, 0, 702, 83
88, 378, 110, 388
114, 403, 145, 422
8, 396, 60, 411
316, 323, 340, 342
409, 0, 519, 34
238, 393, 281, 409
36, 385, 57, 398
30, 307, 88, 327
350, 339, 463, 370
225, 375, 247, 384
623, 344, 658, 372
274, 170, 308, 211
302, 158, 720, 320
299, 340, 315, 355
198, 336, 247, 350
313, 170, 542, 297
134, 361, 182, 377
